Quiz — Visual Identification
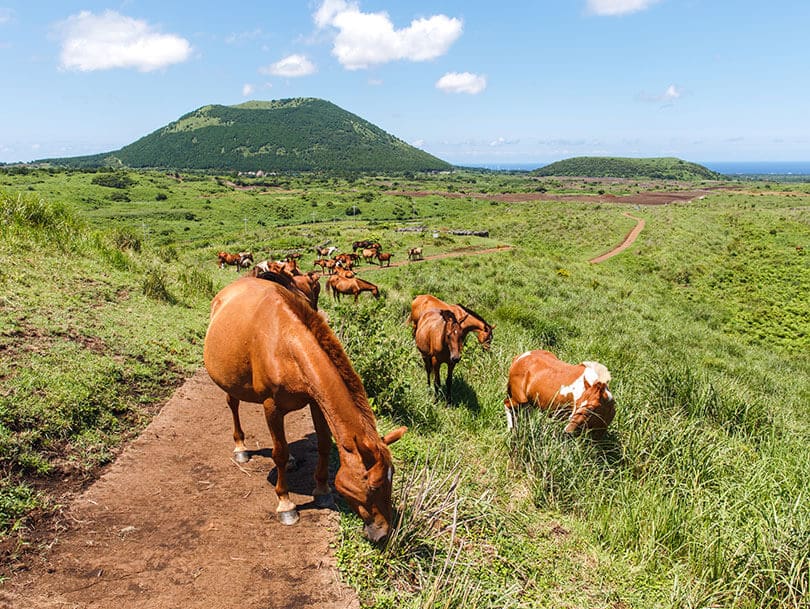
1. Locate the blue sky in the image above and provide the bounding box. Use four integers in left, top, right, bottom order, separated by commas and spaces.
1, 0, 808, 166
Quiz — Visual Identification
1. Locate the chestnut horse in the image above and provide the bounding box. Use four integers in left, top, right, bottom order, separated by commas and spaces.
204, 276, 406, 541
326, 275, 379, 302
409, 294, 495, 351
376, 251, 393, 267
504, 350, 615, 439
218, 251, 253, 271
414, 308, 465, 402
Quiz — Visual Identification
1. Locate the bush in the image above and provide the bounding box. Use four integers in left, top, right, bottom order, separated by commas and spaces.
91, 173, 136, 189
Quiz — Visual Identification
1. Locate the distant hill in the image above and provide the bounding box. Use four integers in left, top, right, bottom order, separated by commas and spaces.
38, 98, 451, 173
533, 156, 723, 180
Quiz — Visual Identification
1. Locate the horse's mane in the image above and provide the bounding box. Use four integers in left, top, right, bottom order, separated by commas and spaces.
264, 277, 377, 435
256, 270, 308, 300
456, 304, 489, 327
582, 361, 611, 384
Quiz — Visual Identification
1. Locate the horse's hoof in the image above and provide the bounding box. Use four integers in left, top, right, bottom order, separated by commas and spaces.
234, 451, 250, 463
314, 494, 336, 509
277, 509, 300, 526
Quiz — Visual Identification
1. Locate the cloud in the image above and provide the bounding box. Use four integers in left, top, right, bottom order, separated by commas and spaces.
242, 83, 255, 97
314, 0, 462, 70
586, 0, 660, 16
260, 54, 316, 77
436, 72, 487, 95
489, 137, 520, 147
638, 83, 683, 103
0, 8, 15, 24
411, 139, 425, 148
56, 11, 191, 72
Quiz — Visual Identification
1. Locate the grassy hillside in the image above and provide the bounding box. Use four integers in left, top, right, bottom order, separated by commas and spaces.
36, 98, 452, 173
1, 168, 808, 607
534, 156, 723, 180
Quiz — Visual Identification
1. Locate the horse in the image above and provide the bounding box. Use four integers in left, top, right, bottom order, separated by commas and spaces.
334, 253, 357, 270
290, 270, 322, 311
407, 247, 423, 261
218, 251, 252, 271
376, 251, 393, 267
504, 350, 615, 439
414, 308, 465, 403
315, 245, 337, 258
326, 275, 379, 302
361, 247, 379, 264
313, 258, 335, 274
408, 294, 495, 351
203, 275, 406, 541
352, 240, 374, 252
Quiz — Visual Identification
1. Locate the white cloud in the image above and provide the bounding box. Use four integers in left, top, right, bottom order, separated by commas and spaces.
260, 54, 316, 77
436, 72, 487, 95
411, 138, 425, 148
314, 0, 462, 70
639, 83, 683, 103
586, 0, 660, 16
242, 83, 255, 97
56, 10, 191, 72
0, 8, 15, 24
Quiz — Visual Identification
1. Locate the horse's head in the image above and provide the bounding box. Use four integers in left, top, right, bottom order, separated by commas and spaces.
477, 323, 495, 351
440, 309, 464, 363
564, 381, 615, 439
335, 426, 407, 542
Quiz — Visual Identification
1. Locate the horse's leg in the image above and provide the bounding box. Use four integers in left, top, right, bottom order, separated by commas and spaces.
422, 355, 433, 390
309, 404, 335, 509
227, 395, 250, 463
353, 290, 359, 303
432, 357, 442, 395
263, 399, 299, 525
445, 361, 456, 404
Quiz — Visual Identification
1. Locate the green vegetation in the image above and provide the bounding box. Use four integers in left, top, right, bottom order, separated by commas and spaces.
37, 98, 452, 173
534, 156, 724, 180
1, 167, 808, 607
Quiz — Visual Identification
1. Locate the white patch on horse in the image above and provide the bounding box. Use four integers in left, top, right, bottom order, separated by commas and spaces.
505, 404, 514, 430
514, 351, 532, 364
387, 467, 393, 483
559, 366, 599, 418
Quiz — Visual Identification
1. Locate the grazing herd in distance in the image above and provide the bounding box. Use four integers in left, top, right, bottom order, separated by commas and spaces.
205, 236, 616, 540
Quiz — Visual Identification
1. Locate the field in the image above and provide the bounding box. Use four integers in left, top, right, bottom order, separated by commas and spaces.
1, 167, 808, 608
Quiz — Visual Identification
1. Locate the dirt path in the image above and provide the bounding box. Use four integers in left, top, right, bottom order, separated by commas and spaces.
0, 370, 358, 609
588, 213, 645, 264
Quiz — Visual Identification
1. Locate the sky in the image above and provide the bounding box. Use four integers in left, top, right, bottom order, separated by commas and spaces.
1, 0, 809, 166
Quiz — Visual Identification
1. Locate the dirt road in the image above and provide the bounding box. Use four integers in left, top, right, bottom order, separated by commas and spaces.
0, 370, 358, 609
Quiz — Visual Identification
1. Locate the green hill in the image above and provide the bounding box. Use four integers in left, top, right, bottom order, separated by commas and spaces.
533, 156, 723, 180
38, 98, 451, 173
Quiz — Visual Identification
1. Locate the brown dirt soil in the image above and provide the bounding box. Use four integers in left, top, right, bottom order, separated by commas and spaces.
0, 370, 359, 609
588, 213, 646, 264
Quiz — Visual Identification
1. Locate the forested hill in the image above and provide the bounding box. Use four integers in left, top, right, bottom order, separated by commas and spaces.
37, 98, 452, 173
533, 156, 723, 180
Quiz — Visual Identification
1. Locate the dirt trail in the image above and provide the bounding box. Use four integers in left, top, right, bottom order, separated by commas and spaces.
588, 213, 645, 264
0, 370, 358, 609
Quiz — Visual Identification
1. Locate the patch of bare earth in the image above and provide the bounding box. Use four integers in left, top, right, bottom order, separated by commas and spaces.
0, 370, 358, 609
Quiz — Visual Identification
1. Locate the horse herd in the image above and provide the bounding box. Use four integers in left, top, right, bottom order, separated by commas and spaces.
204, 241, 616, 542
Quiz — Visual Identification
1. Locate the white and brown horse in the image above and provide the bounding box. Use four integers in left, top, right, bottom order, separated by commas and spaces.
414, 308, 465, 403
218, 251, 253, 271
409, 294, 494, 351
204, 276, 406, 541
505, 350, 615, 439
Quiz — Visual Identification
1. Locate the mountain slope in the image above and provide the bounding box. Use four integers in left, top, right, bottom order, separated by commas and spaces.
39, 98, 451, 173
533, 156, 723, 180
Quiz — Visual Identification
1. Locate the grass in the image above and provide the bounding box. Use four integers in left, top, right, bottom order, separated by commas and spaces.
1, 168, 808, 607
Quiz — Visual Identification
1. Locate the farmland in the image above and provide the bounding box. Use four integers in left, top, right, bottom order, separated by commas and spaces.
1, 168, 808, 608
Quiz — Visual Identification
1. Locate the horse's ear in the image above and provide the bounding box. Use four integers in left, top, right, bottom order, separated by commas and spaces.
440, 309, 456, 322
489, 324, 496, 330
382, 426, 407, 445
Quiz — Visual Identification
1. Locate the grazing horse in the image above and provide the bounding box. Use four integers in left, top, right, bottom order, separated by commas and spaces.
334, 253, 357, 270
504, 350, 616, 439
291, 271, 322, 311
414, 308, 465, 403
361, 247, 379, 264
204, 276, 406, 541
376, 251, 393, 267
408, 294, 495, 351
352, 240, 378, 252
218, 251, 253, 271
313, 258, 336, 274
326, 275, 379, 302
407, 247, 423, 261
315, 245, 337, 258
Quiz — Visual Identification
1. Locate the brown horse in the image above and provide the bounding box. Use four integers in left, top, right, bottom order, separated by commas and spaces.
409, 294, 495, 350
204, 276, 406, 541
407, 247, 423, 261
218, 251, 253, 271
327, 275, 379, 302
504, 350, 615, 439
376, 251, 393, 267
414, 308, 465, 403
361, 247, 379, 264
291, 271, 321, 311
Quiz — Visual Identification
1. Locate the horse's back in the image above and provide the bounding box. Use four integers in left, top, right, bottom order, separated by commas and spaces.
410, 294, 449, 326
508, 350, 582, 404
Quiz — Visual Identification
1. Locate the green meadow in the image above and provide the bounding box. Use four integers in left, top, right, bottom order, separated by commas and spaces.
1, 168, 808, 608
